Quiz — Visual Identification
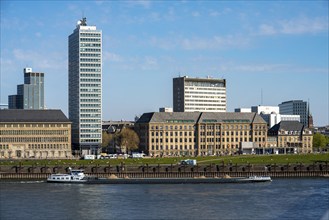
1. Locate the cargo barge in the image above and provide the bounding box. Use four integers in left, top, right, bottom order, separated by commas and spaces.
46, 168, 272, 184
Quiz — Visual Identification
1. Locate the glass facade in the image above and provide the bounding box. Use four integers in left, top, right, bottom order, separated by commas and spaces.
279, 100, 308, 127
68, 18, 102, 154
8, 69, 44, 109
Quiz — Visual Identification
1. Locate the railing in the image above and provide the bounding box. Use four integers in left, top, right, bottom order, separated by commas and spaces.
0, 171, 328, 180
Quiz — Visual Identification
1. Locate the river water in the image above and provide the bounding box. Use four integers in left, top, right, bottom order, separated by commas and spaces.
0, 178, 328, 220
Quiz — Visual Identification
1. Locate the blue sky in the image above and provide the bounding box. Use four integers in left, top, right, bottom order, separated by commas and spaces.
1, 1, 328, 126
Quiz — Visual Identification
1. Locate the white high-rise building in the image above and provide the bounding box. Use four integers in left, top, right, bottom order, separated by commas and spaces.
173, 76, 226, 112
68, 18, 102, 155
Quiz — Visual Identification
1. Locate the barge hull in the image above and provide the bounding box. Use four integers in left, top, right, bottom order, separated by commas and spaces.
85, 177, 272, 184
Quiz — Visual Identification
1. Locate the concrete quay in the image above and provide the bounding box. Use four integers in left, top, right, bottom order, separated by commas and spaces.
0, 163, 328, 180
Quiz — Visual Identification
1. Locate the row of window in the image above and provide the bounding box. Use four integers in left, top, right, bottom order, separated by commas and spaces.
80, 98, 101, 103
80, 53, 101, 57
81, 64, 101, 67
81, 124, 101, 128
81, 94, 101, 97
80, 78, 101, 82
80, 104, 101, 108
0, 124, 69, 128
0, 137, 69, 143
80, 136, 101, 140
199, 145, 239, 150
80, 68, 101, 72
151, 125, 195, 130
80, 88, 101, 92
80, 43, 101, 47
0, 145, 9, 149
150, 137, 266, 144
80, 33, 101, 37
80, 114, 101, 117
80, 83, 101, 87
0, 130, 69, 136
185, 95, 226, 99
80, 48, 101, 52
80, 119, 101, 123
149, 124, 266, 130
0, 150, 70, 158
81, 129, 101, 133
80, 38, 101, 42
28, 144, 69, 150
81, 108, 101, 112
152, 131, 194, 136
185, 99, 226, 103
151, 138, 194, 143
185, 82, 225, 87
279, 136, 312, 142
80, 58, 101, 62
185, 91, 226, 95
200, 131, 266, 136
200, 137, 266, 142
151, 145, 195, 151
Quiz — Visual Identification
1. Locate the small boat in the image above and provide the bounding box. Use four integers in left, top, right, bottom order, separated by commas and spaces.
47, 168, 88, 183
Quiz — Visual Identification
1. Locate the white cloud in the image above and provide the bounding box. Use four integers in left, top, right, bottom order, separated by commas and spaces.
180, 35, 250, 50
258, 16, 328, 35
209, 8, 232, 17
191, 11, 200, 17
103, 51, 123, 62
12, 49, 66, 70
141, 56, 158, 70
214, 62, 328, 75
94, 0, 104, 6
232, 64, 289, 72
127, 0, 152, 9
209, 10, 220, 17
280, 16, 328, 34
149, 35, 250, 51
35, 32, 42, 38
259, 24, 276, 35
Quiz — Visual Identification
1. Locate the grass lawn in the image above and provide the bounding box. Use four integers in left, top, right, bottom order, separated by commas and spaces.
0, 153, 328, 167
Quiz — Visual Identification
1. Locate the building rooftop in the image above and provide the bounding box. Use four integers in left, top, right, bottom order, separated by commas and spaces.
0, 109, 71, 123
269, 121, 304, 132
136, 112, 266, 124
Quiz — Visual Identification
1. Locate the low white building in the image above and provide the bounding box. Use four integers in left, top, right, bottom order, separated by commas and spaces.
159, 107, 173, 112
234, 108, 251, 113
251, 106, 279, 114
261, 113, 300, 128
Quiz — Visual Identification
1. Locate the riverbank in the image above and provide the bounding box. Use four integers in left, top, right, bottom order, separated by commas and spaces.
0, 153, 328, 166
0, 162, 328, 180
1, 154, 328, 180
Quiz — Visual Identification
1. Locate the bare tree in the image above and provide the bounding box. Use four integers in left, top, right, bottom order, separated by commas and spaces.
117, 127, 140, 153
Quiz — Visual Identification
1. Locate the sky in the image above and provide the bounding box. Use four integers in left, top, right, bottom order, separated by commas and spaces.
0, 1, 328, 126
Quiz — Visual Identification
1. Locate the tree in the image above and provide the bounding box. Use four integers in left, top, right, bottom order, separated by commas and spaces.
117, 127, 140, 153
313, 133, 327, 151
102, 131, 113, 148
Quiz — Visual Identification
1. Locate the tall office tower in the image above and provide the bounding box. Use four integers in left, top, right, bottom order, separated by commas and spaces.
68, 18, 102, 155
8, 67, 44, 109
279, 100, 308, 127
173, 76, 226, 112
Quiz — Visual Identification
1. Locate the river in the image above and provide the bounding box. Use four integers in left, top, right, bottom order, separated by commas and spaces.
0, 178, 328, 220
